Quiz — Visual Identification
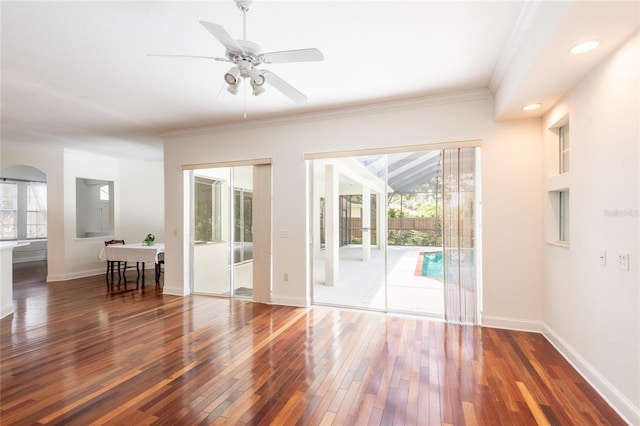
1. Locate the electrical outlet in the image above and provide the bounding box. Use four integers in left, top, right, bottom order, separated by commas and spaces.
284, 273, 289, 281
617, 252, 629, 271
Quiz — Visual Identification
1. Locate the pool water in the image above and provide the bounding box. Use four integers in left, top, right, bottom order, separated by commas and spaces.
422, 251, 443, 279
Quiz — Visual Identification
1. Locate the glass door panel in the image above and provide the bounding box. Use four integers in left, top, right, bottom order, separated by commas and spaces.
193, 168, 232, 296
311, 156, 387, 311
386, 150, 444, 316
232, 166, 253, 298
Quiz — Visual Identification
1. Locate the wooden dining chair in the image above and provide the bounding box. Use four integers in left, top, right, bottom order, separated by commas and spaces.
104, 239, 133, 288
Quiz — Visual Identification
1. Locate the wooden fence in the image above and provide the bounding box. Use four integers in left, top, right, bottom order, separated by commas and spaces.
348, 217, 440, 238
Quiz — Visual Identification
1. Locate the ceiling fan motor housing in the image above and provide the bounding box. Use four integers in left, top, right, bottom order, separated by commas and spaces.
226, 40, 262, 66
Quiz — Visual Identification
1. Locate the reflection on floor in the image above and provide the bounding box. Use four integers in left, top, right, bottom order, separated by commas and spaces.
313, 245, 444, 317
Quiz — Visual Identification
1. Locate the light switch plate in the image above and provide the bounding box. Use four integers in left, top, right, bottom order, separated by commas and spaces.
617, 252, 630, 271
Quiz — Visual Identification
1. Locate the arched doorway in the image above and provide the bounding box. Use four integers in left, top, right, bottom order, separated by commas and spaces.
0, 165, 48, 262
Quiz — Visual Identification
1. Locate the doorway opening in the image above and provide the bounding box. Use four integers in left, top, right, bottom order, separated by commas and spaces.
0, 165, 48, 263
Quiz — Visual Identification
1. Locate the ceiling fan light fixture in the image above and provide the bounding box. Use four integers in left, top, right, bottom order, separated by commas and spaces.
224, 67, 240, 85
227, 80, 241, 95
251, 79, 265, 96
248, 68, 265, 86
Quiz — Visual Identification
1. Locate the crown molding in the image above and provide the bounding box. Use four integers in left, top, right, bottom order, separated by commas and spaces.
161, 88, 493, 138
489, 0, 541, 93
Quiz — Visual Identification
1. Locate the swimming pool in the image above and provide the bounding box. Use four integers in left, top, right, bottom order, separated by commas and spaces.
419, 250, 475, 280
421, 251, 443, 279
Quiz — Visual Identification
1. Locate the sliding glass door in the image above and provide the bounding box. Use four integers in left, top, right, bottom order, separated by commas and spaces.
191, 165, 268, 299
310, 147, 479, 322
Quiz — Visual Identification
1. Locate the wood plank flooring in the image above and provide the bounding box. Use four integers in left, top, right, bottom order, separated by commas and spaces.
1, 261, 626, 425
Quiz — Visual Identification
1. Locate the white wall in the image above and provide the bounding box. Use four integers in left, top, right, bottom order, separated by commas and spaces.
63, 150, 119, 278
1, 144, 164, 280
542, 33, 639, 423
163, 95, 545, 322
118, 159, 165, 247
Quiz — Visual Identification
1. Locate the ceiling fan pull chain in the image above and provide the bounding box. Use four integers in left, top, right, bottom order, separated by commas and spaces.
243, 79, 248, 119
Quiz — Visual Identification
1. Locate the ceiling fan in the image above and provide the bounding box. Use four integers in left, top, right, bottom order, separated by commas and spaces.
149, 0, 324, 104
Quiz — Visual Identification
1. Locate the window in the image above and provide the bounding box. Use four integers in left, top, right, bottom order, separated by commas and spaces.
0, 182, 18, 240
234, 188, 253, 263
559, 123, 569, 173
75, 178, 113, 238
194, 177, 222, 242
559, 190, 570, 242
26, 182, 47, 238
1, 180, 47, 240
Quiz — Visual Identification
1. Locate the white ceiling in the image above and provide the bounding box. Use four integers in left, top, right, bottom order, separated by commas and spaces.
1, 1, 638, 161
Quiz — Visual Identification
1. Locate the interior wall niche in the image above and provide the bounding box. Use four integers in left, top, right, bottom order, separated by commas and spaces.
76, 178, 114, 238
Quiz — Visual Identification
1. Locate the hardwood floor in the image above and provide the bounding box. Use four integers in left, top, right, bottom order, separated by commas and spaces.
1, 261, 626, 425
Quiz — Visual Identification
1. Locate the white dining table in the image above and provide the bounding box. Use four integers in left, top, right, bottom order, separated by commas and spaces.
99, 243, 165, 286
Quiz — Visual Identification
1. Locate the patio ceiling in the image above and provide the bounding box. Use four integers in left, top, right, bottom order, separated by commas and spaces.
357, 151, 443, 194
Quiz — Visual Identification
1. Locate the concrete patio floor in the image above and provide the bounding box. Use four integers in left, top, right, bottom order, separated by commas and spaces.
313, 245, 444, 317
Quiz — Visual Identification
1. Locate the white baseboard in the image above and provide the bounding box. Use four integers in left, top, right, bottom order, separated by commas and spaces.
542, 324, 640, 426
162, 285, 190, 296
47, 268, 105, 281
1, 303, 14, 319
269, 294, 308, 307
481, 314, 542, 332
47, 265, 156, 282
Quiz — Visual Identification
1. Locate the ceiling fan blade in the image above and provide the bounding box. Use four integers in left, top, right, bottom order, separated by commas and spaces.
263, 70, 307, 103
261, 48, 324, 64
199, 21, 243, 53
147, 54, 229, 62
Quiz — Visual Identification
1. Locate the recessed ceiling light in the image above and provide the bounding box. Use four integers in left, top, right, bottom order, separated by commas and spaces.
522, 103, 542, 111
570, 40, 600, 55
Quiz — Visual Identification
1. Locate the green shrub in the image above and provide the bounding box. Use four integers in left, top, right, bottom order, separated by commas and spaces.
387, 230, 442, 247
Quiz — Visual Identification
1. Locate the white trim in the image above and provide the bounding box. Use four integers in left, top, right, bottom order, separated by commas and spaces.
46, 265, 156, 282
269, 295, 308, 308
542, 323, 640, 426
304, 139, 482, 161
182, 157, 272, 171
47, 269, 105, 282
489, 0, 540, 92
163, 286, 190, 296
545, 240, 570, 249
481, 314, 542, 332
1, 304, 14, 319
549, 113, 570, 130
163, 89, 492, 137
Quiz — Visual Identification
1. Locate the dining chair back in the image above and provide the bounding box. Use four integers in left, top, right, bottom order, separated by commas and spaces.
104, 239, 132, 288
